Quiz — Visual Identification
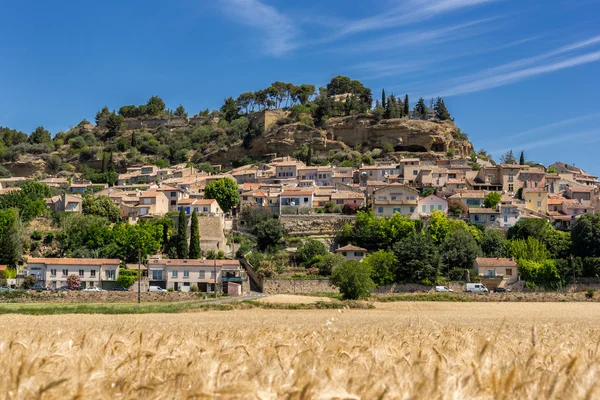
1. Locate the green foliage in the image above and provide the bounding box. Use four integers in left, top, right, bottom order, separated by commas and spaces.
434, 97, 451, 120
105, 113, 124, 137
21, 275, 37, 289
508, 237, 550, 262
413, 97, 428, 120
481, 230, 508, 257
311, 253, 345, 276
297, 240, 329, 267
0, 181, 52, 222
547, 168, 557, 174
442, 229, 482, 270
116, 269, 139, 288
188, 210, 201, 259
330, 261, 375, 300
517, 259, 562, 289
255, 218, 284, 251
507, 218, 551, 242
176, 208, 188, 259
500, 150, 517, 165
448, 200, 468, 217
583, 258, 600, 277
29, 126, 52, 145
203, 178, 240, 213
339, 211, 417, 251
0, 208, 23, 266
483, 192, 501, 208
363, 250, 397, 286
571, 213, 600, 258
220, 97, 240, 123
392, 232, 441, 283
82, 195, 121, 222
519, 151, 525, 165
174, 105, 187, 117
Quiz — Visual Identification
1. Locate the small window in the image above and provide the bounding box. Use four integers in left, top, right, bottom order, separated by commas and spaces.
378, 207, 384, 214
184, 270, 189, 278
430, 205, 434, 212
304, 198, 309, 202
422, 205, 426, 213
50, 269, 56, 277
410, 206, 415, 213
199, 271, 205, 279
172, 270, 178, 278
506, 269, 512, 276
438, 205, 442, 210
62, 269, 68, 277
90, 270, 96, 278
79, 270, 84, 277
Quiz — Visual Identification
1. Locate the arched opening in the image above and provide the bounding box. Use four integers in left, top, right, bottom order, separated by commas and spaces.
394, 145, 428, 152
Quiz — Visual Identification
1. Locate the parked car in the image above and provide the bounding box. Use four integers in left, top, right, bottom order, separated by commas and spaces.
464, 283, 489, 293
493, 287, 511, 293
82, 287, 106, 292
149, 286, 168, 293
30, 284, 48, 291
109, 286, 130, 291
434, 286, 454, 292
0, 286, 15, 291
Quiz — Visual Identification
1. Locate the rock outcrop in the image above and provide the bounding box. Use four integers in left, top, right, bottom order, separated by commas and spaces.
325, 115, 473, 158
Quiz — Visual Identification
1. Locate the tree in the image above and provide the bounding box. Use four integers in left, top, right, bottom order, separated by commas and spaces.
483, 192, 502, 208
174, 105, 188, 117
146, 95, 166, 115
220, 97, 240, 122
427, 210, 452, 245
448, 200, 468, 217
203, 178, 240, 214
312, 253, 345, 276
434, 97, 451, 120
105, 113, 124, 137
572, 213, 600, 258
507, 218, 551, 242
519, 151, 525, 165
255, 218, 284, 251
481, 230, 508, 258
413, 98, 428, 120
0, 208, 23, 266
82, 195, 121, 222
392, 232, 441, 284
46, 155, 62, 174
236, 92, 256, 114
500, 150, 517, 165
364, 250, 397, 286
96, 106, 110, 124
403, 94, 409, 117
176, 207, 188, 259
442, 230, 481, 271
296, 84, 316, 105
508, 237, 550, 262
29, 126, 52, 144
189, 210, 201, 259
297, 240, 329, 267
330, 261, 375, 300
381, 89, 387, 109
21, 275, 37, 289
66, 274, 81, 290
116, 269, 139, 288
0, 181, 52, 222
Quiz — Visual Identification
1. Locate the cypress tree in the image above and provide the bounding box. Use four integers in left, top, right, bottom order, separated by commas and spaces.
177, 207, 189, 259
403, 94, 409, 117
381, 89, 386, 110
435, 97, 451, 121
414, 97, 428, 120
188, 210, 201, 259
519, 151, 525, 165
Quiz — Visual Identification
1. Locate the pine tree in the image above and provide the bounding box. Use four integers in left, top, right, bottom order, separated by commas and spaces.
403, 94, 409, 117
414, 97, 428, 120
434, 97, 451, 121
519, 151, 525, 165
188, 210, 201, 259
384, 95, 399, 119
381, 89, 386, 110
177, 207, 189, 259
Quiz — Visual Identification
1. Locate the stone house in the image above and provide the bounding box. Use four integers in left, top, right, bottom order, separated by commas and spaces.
372, 185, 418, 218
26, 258, 121, 290
46, 193, 83, 213
474, 257, 519, 290
523, 189, 548, 214
136, 190, 169, 217
468, 208, 500, 226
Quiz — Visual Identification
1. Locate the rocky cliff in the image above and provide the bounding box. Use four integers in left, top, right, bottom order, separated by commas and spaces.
325, 115, 473, 157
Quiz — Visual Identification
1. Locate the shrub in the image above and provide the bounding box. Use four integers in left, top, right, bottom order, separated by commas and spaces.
342, 203, 360, 215
330, 261, 375, 300
44, 231, 55, 244
324, 202, 335, 213
190, 285, 199, 293
30, 230, 43, 241
167, 287, 174, 292
21, 275, 37, 289
66, 274, 81, 290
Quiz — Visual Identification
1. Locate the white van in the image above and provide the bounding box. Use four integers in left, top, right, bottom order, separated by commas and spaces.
435, 286, 453, 292
464, 283, 488, 293
149, 286, 167, 293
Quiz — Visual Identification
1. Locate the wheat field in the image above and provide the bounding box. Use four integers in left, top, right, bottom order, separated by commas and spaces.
2, 302, 600, 399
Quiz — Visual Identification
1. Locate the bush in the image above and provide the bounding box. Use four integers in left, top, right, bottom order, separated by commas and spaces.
342, 203, 360, 215
330, 261, 375, 300
30, 230, 43, 240
66, 274, 81, 290
190, 285, 199, 293
449, 268, 466, 281
167, 287, 174, 292
21, 275, 37, 289
44, 231, 55, 244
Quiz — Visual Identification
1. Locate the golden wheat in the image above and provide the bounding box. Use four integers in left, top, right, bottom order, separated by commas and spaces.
1, 302, 600, 399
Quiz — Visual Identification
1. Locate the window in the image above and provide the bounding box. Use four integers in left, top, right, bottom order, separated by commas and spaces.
354, 252, 363, 257
413, 170, 418, 176
170, 192, 176, 198
504, 216, 508, 223
422, 205, 426, 213
506, 268, 512, 276
474, 215, 480, 222
199, 271, 206, 279
342, 252, 347, 256
210, 271, 215, 279
203, 207, 209, 212
105, 270, 115, 280
535, 182, 538, 188
537, 201, 542, 208
391, 196, 396, 200
184, 270, 189, 278
90, 270, 96, 278
170, 200, 176, 206
62, 269, 68, 277
508, 175, 514, 182
152, 270, 163, 280
304, 197, 309, 203
378, 207, 384, 214
79, 270, 84, 277
50, 269, 56, 277
438, 205, 442, 211
508, 184, 514, 192
430, 205, 435, 212
172, 270, 178, 278
393, 208, 401, 213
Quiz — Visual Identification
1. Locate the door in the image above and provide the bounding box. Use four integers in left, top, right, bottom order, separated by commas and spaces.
174, 282, 179, 291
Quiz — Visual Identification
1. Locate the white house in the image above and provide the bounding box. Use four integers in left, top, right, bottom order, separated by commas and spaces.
418, 194, 448, 216
26, 258, 121, 289
335, 245, 367, 262
280, 190, 314, 209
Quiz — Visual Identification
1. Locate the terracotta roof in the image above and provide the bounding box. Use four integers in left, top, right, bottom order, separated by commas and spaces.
331, 191, 364, 200
475, 258, 517, 267
336, 244, 367, 252
523, 188, 547, 193
548, 199, 564, 205
281, 191, 314, 196
469, 208, 500, 214
27, 258, 120, 265
567, 186, 595, 192
192, 199, 218, 205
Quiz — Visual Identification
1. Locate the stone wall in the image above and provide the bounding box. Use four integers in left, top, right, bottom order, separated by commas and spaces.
248, 109, 290, 132
263, 279, 339, 294
280, 215, 355, 236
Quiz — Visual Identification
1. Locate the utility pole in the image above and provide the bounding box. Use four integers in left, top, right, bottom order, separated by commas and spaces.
138, 248, 141, 304
214, 243, 218, 298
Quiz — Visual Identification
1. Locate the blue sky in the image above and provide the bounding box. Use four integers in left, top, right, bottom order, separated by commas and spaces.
1, 0, 600, 174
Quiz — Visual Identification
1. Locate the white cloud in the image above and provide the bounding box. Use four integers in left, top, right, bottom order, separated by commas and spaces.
439, 48, 600, 96
218, 0, 299, 56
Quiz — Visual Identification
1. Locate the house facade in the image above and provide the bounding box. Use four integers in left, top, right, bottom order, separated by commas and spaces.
474, 257, 519, 290
26, 258, 121, 289
335, 245, 367, 262
418, 195, 448, 216
372, 185, 418, 218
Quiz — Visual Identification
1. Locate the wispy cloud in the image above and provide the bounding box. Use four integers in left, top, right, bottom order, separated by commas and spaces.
217, 0, 299, 56
494, 130, 599, 155
507, 112, 600, 139
437, 35, 600, 96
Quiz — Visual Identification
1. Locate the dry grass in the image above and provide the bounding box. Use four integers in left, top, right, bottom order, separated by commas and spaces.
257, 294, 333, 304
2, 303, 600, 399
